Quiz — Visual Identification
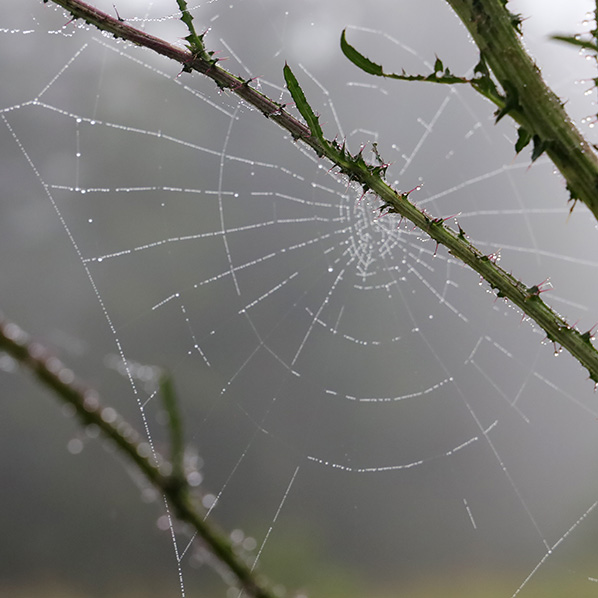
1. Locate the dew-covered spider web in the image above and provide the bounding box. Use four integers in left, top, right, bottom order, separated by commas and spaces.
3, 0, 598, 596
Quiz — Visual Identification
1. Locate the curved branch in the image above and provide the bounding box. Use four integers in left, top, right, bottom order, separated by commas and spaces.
38, 0, 598, 383
0, 312, 279, 598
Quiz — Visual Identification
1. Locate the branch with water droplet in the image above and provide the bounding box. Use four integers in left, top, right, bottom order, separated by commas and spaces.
0, 311, 281, 598
41, 0, 598, 383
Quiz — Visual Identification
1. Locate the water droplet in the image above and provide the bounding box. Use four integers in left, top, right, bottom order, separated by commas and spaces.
202, 494, 217, 508
156, 515, 170, 531
230, 529, 245, 544
67, 438, 84, 454
187, 471, 203, 486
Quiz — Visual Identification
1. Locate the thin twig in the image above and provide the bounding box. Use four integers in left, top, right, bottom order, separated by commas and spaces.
0, 312, 279, 598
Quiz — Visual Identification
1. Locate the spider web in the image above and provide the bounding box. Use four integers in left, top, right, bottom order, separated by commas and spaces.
2, 0, 598, 596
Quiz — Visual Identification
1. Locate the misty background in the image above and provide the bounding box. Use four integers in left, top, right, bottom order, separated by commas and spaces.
2, 1, 598, 597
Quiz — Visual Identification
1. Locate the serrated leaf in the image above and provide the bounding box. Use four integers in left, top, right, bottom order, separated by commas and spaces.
515, 127, 532, 153
283, 64, 324, 142
176, 0, 202, 52
340, 30, 474, 88
473, 75, 496, 98
340, 29, 384, 76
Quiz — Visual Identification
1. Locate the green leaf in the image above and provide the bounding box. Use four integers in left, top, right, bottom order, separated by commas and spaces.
340, 30, 472, 88
159, 373, 185, 480
473, 55, 491, 81
176, 0, 203, 53
551, 34, 598, 52
283, 64, 325, 142
494, 81, 520, 123
515, 127, 532, 153
340, 29, 384, 76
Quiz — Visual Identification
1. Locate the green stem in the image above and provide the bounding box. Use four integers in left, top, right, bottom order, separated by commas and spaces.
174, 0, 208, 59
159, 373, 186, 482
445, 0, 598, 218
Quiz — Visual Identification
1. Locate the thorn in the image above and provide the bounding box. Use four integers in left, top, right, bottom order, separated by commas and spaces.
113, 4, 124, 21
442, 212, 461, 223
527, 277, 552, 298
356, 190, 369, 204
404, 184, 423, 197
581, 323, 598, 343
